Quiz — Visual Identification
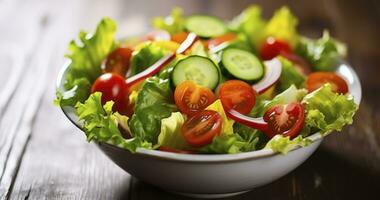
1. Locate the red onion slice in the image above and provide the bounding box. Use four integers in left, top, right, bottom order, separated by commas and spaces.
176, 32, 197, 54
226, 109, 268, 131
252, 58, 282, 94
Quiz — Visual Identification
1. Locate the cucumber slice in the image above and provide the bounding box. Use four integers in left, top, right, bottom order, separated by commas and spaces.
172, 56, 219, 89
221, 48, 264, 82
185, 15, 227, 38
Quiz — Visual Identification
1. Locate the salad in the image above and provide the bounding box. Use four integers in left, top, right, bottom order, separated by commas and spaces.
55, 5, 358, 154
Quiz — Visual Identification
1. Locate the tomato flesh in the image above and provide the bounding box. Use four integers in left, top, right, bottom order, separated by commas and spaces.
306, 72, 348, 94
206, 33, 237, 49
171, 32, 189, 44
182, 110, 222, 147
263, 102, 305, 138
260, 37, 292, 60
91, 73, 130, 115
174, 81, 216, 116
219, 80, 256, 115
105, 47, 132, 77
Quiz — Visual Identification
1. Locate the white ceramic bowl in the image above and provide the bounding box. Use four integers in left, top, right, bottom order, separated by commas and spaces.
57, 60, 361, 198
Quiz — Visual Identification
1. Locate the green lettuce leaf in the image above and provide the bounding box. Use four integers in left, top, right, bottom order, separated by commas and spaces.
56, 18, 117, 107
264, 6, 299, 47
130, 42, 165, 76
152, 7, 185, 34
229, 5, 266, 48
155, 112, 192, 150
76, 92, 151, 152
295, 30, 347, 71
277, 56, 306, 92
265, 135, 311, 154
128, 76, 177, 144
301, 84, 358, 136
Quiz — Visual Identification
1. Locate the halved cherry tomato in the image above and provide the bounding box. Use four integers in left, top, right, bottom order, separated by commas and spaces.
182, 110, 222, 147
159, 146, 194, 154
306, 72, 348, 94
141, 30, 171, 41
91, 73, 130, 115
219, 80, 257, 115
105, 47, 132, 76
263, 102, 305, 138
260, 37, 292, 60
171, 32, 189, 44
206, 33, 237, 49
174, 81, 216, 116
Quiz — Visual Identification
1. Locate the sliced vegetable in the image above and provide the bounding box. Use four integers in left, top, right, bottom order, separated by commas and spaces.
260, 37, 292, 60
252, 58, 282, 94
105, 47, 132, 76
306, 72, 348, 94
174, 81, 215, 116
182, 110, 222, 147
206, 99, 235, 135
226, 109, 268, 131
185, 15, 227, 38
91, 73, 130, 115
172, 55, 219, 89
219, 80, 257, 115
171, 32, 189, 44
221, 48, 264, 82
263, 102, 305, 138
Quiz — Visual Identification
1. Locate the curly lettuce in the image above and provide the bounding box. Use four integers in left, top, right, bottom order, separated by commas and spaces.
265, 135, 311, 154
301, 84, 358, 136
295, 30, 347, 71
76, 92, 151, 152
56, 18, 117, 107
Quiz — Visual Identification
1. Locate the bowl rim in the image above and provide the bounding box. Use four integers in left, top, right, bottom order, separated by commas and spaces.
57, 57, 362, 163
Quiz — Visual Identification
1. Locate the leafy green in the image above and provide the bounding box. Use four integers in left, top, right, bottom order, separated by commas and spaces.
56, 18, 117, 107
130, 42, 165, 76
229, 5, 266, 47
205, 100, 234, 135
265, 135, 311, 154
152, 7, 185, 34
76, 92, 151, 152
155, 112, 192, 150
301, 84, 358, 136
128, 76, 177, 144
277, 56, 306, 92
295, 31, 347, 71
233, 123, 267, 151
264, 6, 299, 47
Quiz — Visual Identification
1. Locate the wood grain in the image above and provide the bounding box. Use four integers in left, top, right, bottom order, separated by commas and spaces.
0, 0, 379, 200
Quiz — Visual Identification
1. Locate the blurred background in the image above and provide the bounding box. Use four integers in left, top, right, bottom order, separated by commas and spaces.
0, 0, 379, 199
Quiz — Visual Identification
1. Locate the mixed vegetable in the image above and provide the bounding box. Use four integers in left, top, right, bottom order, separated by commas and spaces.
56, 5, 358, 154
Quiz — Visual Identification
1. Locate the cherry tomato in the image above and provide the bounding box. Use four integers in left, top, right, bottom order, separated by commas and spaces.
263, 102, 305, 138
105, 47, 132, 76
219, 80, 257, 115
306, 72, 348, 94
91, 73, 130, 115
174, 81, 216, 116
260, 37, 292, 60
141, 30, 171, 41
182, 110, 222, 147
171, 32, 189, 44
158, 146, 194, 154
281, 51, 312, 75
206, 33, 237, 49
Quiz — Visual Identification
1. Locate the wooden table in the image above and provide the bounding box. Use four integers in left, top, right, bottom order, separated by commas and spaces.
0, 0, 379, 199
